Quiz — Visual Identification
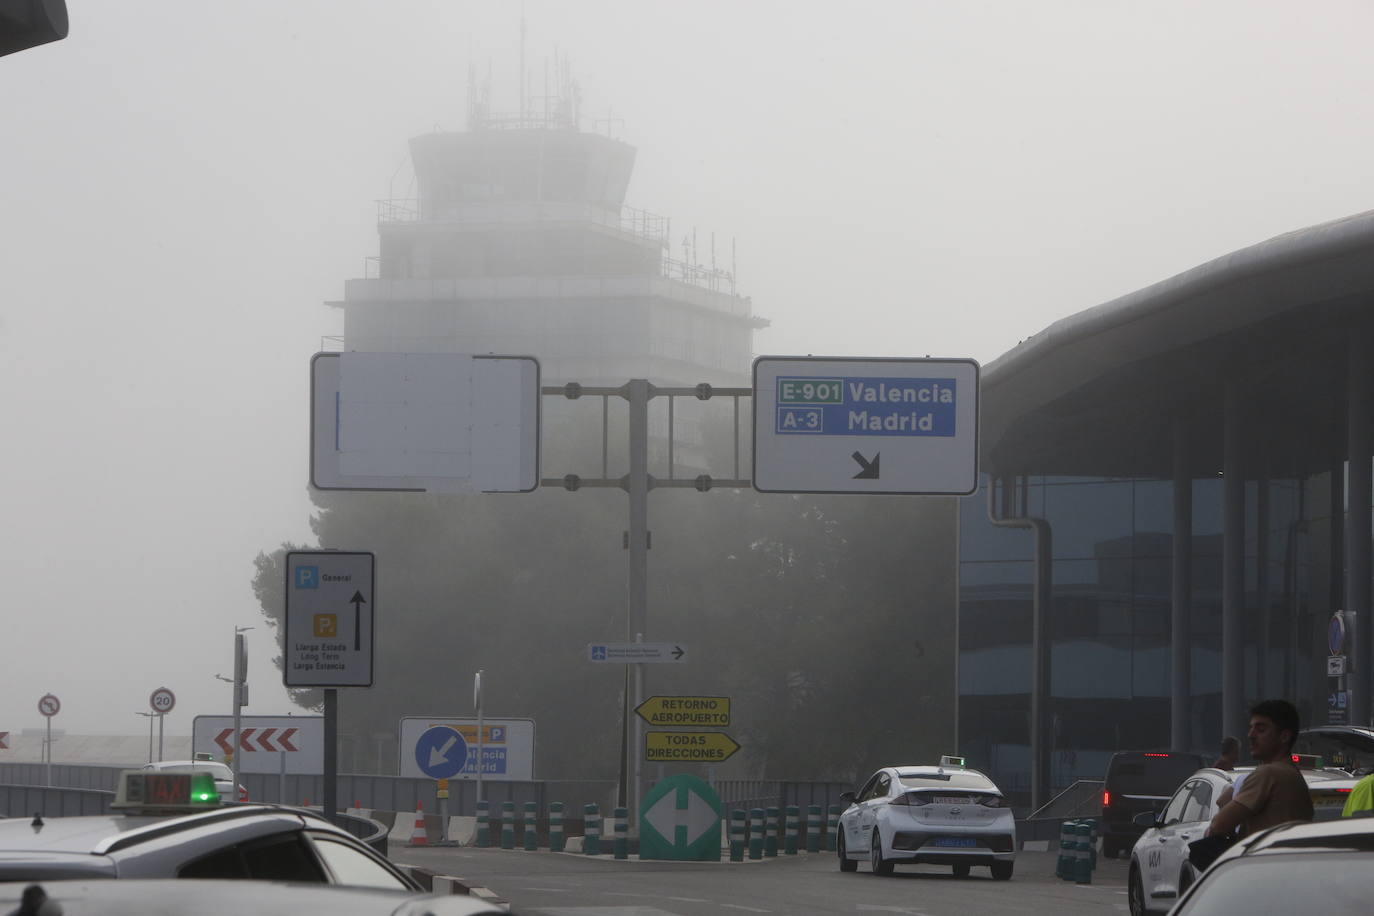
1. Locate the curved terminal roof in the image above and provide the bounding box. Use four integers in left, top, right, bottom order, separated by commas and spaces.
980, 209, 1374, 479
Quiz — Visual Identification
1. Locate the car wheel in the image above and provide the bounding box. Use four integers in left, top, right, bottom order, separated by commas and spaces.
1128, 864, 1147, 916
870, 831, 894, 876
838, 832, 857, 872
990, 860, 1013, 881
952, 863, 971, 878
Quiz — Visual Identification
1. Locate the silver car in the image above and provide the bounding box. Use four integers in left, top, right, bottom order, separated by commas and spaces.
837, 757, 1016, 879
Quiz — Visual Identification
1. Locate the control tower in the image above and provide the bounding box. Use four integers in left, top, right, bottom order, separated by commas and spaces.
332, 79, 766, 390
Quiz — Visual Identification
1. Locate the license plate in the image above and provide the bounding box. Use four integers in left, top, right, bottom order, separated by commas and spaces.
932, 837, 978, 848
934, 796, 967, 805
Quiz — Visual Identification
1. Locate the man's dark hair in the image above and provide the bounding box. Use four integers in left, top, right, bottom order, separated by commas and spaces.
1250, 699, 1301, 748
1220, 736, 1240, 755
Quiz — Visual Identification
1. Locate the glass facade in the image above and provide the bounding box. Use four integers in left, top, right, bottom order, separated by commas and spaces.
958, 473, 1341, 805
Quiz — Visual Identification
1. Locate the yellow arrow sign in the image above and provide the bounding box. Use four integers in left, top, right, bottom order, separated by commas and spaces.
635, 696, 731, 728
645, 730, 740, 763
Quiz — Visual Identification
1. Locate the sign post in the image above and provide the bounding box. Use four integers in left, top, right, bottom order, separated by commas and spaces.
286, 550, 376, 825
149, 687, 175, 763
38, 693, 59, 786
473, 671, 484, 807
752, 356, 979, 495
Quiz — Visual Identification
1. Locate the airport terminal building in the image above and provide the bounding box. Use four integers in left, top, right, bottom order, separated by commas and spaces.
958, 210, 1374, 807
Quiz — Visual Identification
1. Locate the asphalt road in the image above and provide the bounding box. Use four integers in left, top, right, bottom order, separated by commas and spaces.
393, 845, 1133, 915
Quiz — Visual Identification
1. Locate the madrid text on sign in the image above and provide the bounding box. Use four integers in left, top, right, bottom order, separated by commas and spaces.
775, 376, 959, 437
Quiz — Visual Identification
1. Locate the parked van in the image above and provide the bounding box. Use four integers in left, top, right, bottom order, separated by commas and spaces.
1100, 750, 1205, 858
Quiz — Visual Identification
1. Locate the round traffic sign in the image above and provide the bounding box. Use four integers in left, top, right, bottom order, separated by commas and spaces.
414, 725, 469, 780
38, 694, 60, 717
149, 687, 176, 714
1330, 612, 1348, 656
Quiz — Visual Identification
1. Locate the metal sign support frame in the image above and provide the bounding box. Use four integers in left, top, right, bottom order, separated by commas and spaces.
541, 380, 751, 830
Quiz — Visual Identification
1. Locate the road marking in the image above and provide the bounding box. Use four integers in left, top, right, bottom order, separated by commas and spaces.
720, 905, 771, 913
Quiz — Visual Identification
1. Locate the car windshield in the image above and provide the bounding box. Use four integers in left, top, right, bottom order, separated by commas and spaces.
1176, 854, 1374, 915
1107, 757, 1202, 795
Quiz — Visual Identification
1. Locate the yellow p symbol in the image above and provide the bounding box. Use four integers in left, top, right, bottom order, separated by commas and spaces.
313, 614, 338, 637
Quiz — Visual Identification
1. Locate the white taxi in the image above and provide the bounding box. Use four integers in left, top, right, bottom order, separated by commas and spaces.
1127, 756, 1358, 915
837, 756, 1015, 879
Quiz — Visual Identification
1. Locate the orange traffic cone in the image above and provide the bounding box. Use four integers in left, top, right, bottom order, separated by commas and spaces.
410, 802, 428, 846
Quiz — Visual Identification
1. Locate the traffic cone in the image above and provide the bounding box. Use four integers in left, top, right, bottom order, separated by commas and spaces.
410, 802, 428, 846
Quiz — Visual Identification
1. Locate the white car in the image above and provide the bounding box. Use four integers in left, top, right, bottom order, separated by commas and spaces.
837, 757, 1015, 879
142, 759, 248, 802
1127, 760, 1359, 915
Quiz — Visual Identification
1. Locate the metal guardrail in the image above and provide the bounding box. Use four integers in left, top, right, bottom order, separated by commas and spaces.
0, 784, 115, 818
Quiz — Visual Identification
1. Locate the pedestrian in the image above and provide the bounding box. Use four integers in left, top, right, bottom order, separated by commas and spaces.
1206, 699, 1313, 838
1213, 736, 1240, 771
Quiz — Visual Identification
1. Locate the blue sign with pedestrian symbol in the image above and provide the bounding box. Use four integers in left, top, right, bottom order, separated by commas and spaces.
415, 726, 469, 780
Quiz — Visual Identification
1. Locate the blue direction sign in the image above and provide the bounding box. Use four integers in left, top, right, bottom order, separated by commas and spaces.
414, 726, 469, 780
752, 356, 979, 495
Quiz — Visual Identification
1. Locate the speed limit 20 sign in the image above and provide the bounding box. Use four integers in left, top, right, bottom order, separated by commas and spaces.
149, 687, 176, 714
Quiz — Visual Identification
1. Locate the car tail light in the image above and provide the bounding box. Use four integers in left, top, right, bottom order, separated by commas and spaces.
1103, 790, 1111, 808
978, 795, 1005, 808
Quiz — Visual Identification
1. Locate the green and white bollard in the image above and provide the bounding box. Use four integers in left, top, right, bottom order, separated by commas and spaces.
613, 806, 629, 859
1073, 820, 1093, 884
523, 801, 539, 851
764, 806, 779, 857
785, 805, 800, 855
583, 803, 602, 856
475, 800, 491, 848
826, 805, 841, 852
549, 802, 565, 852
1056, 820, 1075, 879
748, 808, 764, 860
501, 801, 516, 850
729, 809, 745, 862
806, 804, 822, 853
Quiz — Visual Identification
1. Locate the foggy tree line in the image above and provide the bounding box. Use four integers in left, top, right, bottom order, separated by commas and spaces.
252, 421, 957, 782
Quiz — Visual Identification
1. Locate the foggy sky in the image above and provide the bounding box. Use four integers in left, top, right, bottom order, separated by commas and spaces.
3, 0, 1373, 737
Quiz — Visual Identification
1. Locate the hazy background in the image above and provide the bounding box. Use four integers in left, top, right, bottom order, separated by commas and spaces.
3, 0, 1373, 737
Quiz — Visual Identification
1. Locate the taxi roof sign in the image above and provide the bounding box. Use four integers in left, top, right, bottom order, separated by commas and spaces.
112, 769, 221, 813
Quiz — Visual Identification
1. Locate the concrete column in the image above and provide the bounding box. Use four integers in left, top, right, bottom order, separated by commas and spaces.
1171, 417, 1193, 750
1222, 380, 1246, 737
1347, 338, 1372, 725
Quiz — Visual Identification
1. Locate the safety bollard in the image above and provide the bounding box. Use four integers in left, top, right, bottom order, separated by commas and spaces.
501, 801, 516, 850
826, 805, 841, 852
1073, 821, 1092, 884
1086, 817, 1098, 870
549, 802, 565, 852
765, 806, 779, 857
1056, 820, 1075, 880
806, 804, 822, 853
523, 801, 539, 851
613, 807, 628, 860
583, 803, 602, 856
748, 808, 764, 860
729, 809, 746, 862
476, 800, 491, 848
784, 805, 800, 855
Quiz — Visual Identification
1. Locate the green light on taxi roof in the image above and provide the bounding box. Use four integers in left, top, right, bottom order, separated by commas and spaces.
189, 771, 221, 805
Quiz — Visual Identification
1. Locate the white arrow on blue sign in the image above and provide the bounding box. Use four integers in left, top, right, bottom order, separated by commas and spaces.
414, 725, 469, 780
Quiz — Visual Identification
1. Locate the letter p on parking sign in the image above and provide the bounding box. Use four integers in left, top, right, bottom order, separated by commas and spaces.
295, 566, 319, 589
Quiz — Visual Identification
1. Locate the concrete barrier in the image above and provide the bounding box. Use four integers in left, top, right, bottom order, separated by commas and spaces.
446, 815, 477, 845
